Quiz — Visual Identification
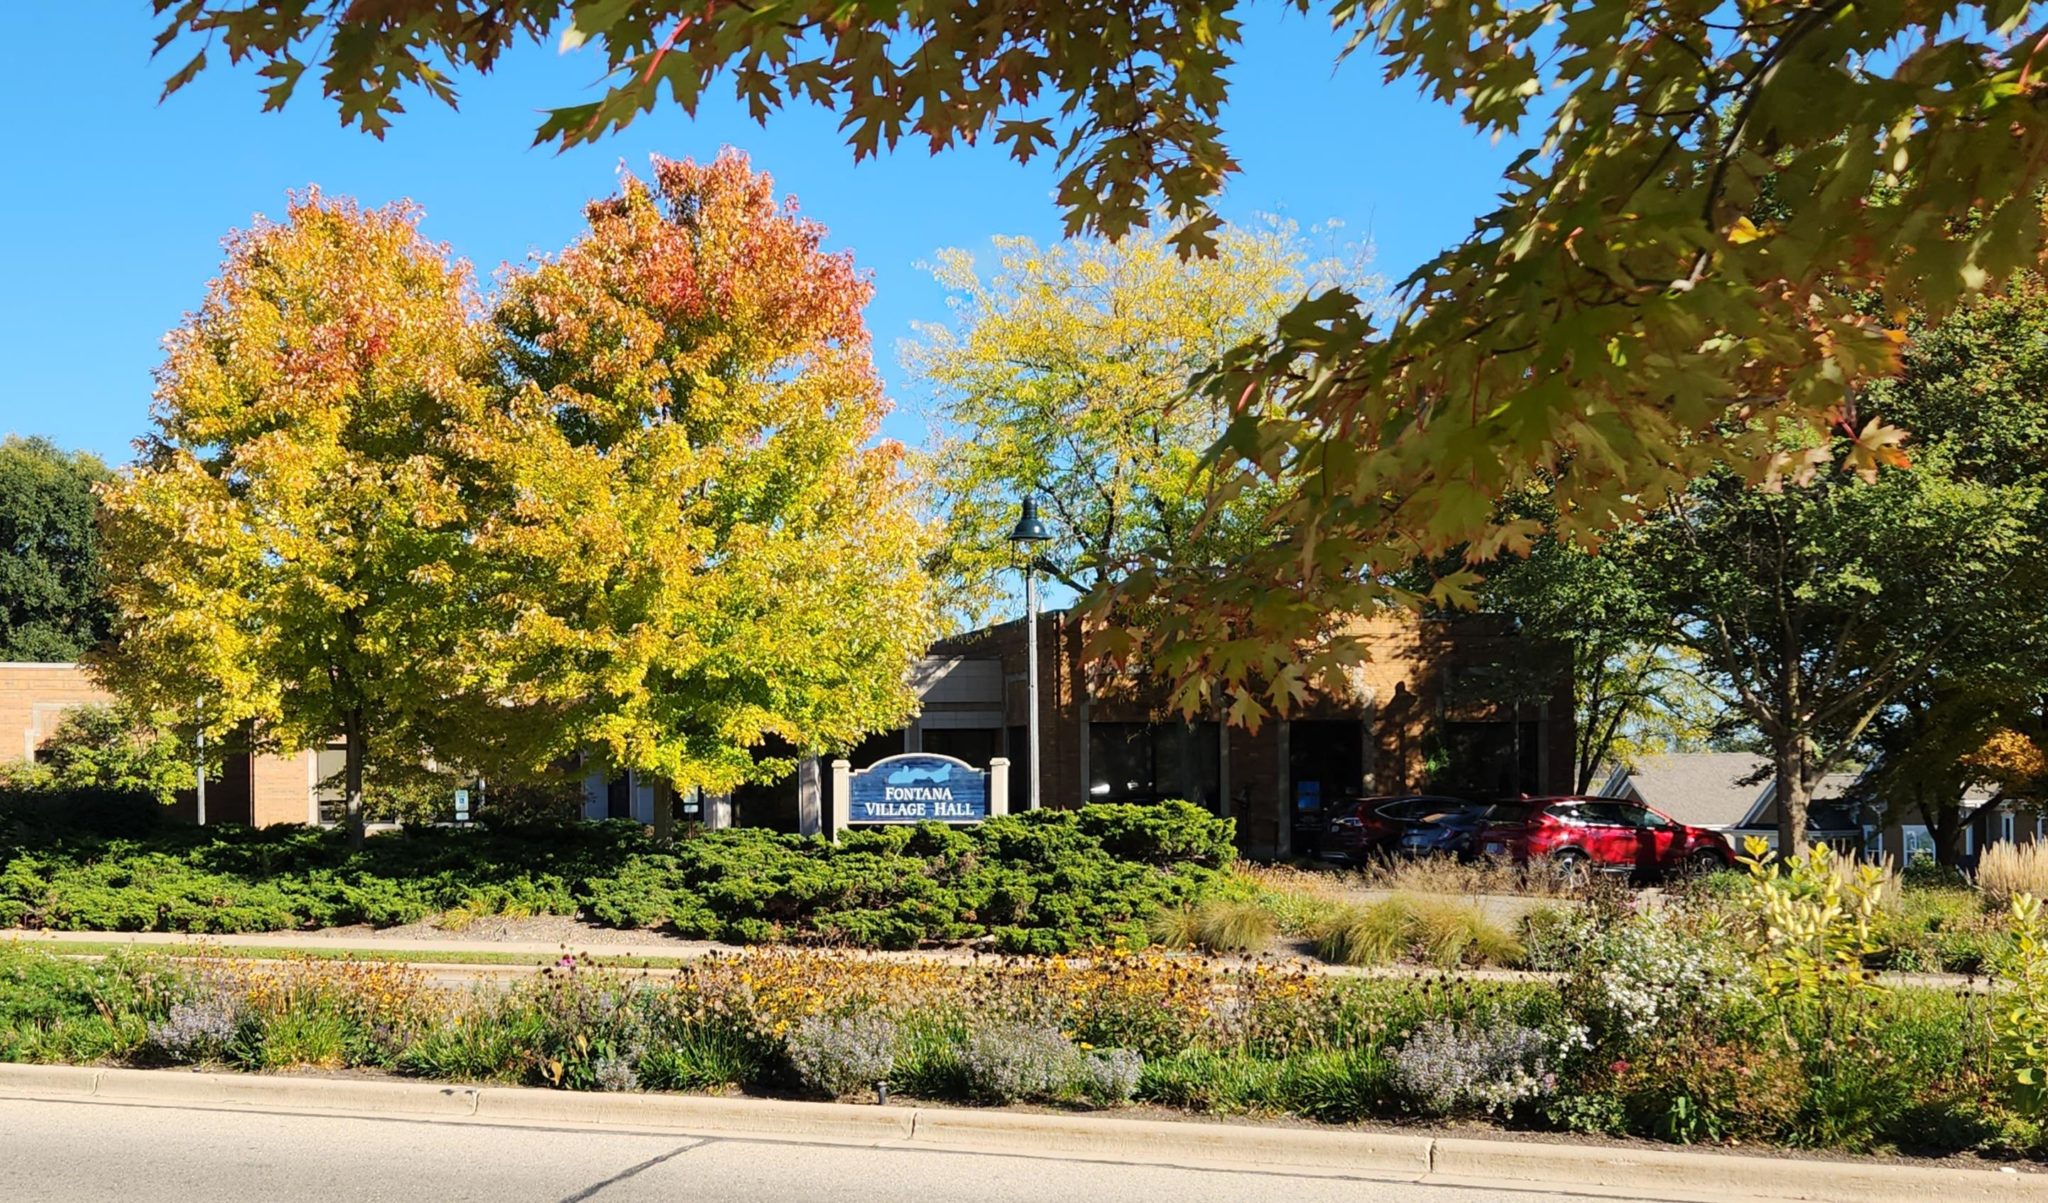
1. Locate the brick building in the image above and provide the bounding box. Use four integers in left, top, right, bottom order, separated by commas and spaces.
0, 662, 320, 827
8, 606, 1572, 853
825, 608, 1575, 859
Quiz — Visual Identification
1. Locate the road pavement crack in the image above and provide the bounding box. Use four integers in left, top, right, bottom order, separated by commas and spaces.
556, 1139, 704, 1202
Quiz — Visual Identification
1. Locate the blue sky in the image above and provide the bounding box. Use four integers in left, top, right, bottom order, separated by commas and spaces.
0, 7, 1525, 463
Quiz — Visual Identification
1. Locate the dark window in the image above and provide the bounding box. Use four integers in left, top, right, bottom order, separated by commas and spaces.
921, 727, 999, 767
1433, 720, 1541, 798
1007, 725, 1029, 811
605, 773, 632, 820
846, 728, 906, 771
1290, 721, 1364, 814
1574, 801, 1632, 827
1087, 722, 1220, 809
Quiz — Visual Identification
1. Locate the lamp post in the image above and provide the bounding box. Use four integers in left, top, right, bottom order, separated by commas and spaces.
194, 695, 206, 828
1007, 494, 1053, 811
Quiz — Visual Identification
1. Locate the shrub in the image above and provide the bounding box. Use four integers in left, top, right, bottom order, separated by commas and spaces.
1979, 842, 2048, 911
955, 1021, 1138, 1105
1313, 896, 1523, 969
1077, 1048, 1144, 1105
1518, 905, 1594, 972
1996, 893, 2048, 1114
1731, 838, 1886, 997
0, 704, 193, 805
787, 1012, 898, 1098
1610, 1037, 1805, 1144
1, 801, 1233, 951
1149, 900, 1275, 954
1074, 801, 1236, 867
146, 997, 241, 1062
1903, 852, 1969, 891
1875, 887, 2003, 973
1393, 1019, 1558, 1117
1566, 909, 1752, 1046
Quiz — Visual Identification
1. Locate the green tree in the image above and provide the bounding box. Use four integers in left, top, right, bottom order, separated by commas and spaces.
1643, 436, 2043, 854
1850, 277, 2048, 861
1479, 531, 1720, 792
0, 703, 194, 805
458, 151, 933, 801
94, 192, 490, 847
1858, 683, 2012, 866
154, 2, 2048, 718
908, 219, 1363, 628
0, 437, 112, 661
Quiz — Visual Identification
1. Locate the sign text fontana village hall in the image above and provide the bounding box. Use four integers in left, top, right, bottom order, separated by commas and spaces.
839, 753, 996, 825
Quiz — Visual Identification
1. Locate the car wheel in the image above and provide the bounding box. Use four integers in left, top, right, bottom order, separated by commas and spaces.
1684, 847, 1729, 876
1548, 848, 1589, 882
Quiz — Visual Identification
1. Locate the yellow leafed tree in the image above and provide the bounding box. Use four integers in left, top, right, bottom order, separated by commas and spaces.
96, 193, 490, 846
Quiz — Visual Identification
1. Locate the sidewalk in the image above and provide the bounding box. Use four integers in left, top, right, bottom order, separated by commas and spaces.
3, 927, 1990, 990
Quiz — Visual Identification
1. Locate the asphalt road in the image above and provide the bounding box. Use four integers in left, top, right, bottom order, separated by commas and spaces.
1, 1096, 1653, 1203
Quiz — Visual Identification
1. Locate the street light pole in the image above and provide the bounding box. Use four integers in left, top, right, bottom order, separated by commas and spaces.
194, 695, 207, 828
1024, 560, 1040, 812
1007, 494, 1053, 812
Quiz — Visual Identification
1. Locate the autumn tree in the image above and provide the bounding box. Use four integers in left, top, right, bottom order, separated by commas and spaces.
155, 2, 2048, 718
1966, 727, 2048, 810
457, 151, 931, 806
908, 220, 1363, 628
0, 437, 112, 661
95, 194, 489, 846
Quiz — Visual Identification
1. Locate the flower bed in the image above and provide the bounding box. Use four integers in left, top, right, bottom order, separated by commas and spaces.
3, 882, 2043, 1161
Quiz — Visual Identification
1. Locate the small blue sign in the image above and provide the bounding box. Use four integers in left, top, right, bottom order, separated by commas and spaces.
848, 753, 989, 824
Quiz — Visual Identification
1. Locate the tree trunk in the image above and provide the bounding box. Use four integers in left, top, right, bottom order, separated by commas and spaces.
1934, 820, 1966, 867
653, 779, 674, 845
343, 707, 367, 850
1926, 798, 1967, 867
1774, 741, 1810, 857
796, 755, 822, 837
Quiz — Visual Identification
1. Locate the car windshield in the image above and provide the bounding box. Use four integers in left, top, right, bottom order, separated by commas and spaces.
1481, 802, 1541, 822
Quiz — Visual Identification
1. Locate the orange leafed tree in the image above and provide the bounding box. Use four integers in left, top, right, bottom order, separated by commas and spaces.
1967, 729, 2048, 807
458, 150, 933, 801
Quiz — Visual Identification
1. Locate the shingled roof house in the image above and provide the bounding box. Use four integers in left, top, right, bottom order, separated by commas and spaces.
1596, 751, 1864, 852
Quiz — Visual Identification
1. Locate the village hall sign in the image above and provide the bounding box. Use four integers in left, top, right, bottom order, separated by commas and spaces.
843, 753, 993, 824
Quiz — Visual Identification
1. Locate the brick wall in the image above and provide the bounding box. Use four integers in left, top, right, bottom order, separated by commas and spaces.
0, 663, 115, 764
0, 661, 314, 828
931, 609, 1577, 858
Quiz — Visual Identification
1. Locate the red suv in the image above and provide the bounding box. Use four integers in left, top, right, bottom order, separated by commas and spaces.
1473, 797, 1732, 878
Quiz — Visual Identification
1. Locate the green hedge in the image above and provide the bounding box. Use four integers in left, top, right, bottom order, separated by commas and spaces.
0, 794, 1233, 952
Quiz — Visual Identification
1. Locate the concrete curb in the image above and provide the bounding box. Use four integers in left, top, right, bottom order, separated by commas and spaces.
2, 1064, 2043, 1201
